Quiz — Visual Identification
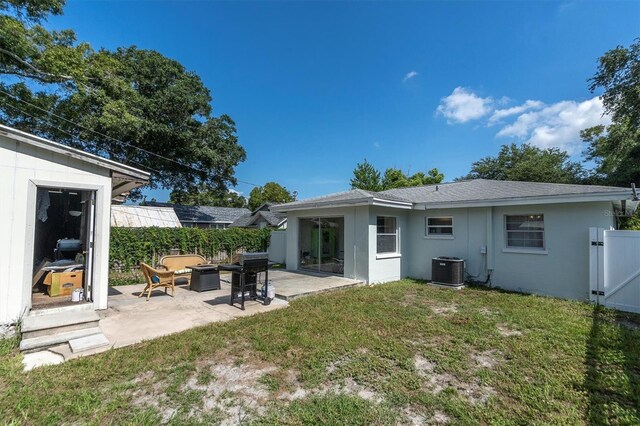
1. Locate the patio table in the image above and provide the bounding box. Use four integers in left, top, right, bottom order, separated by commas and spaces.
187, 264, 221, 292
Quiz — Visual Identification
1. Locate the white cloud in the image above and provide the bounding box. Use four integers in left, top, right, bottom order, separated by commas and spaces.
488, 100, 545, 125
373, 141, 380, 148
403, 71, 419, 82
436, 87, 493, 124
496, 97, 610, 153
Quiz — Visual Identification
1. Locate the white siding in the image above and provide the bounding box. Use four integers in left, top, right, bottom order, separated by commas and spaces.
0, 135, 113, 324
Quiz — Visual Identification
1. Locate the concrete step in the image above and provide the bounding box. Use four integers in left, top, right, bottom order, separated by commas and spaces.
20, 326, 102, 352
22, 311, 100, 340
69, 333, 110, 353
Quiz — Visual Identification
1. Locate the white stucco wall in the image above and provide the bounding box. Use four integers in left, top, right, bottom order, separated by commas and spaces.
368, 207, 409, 284
284, 206, 370, 282
0, 135, 113, 324
405, 202, 616, 300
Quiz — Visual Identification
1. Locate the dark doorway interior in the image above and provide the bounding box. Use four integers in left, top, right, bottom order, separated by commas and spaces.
31, 187, 95, 310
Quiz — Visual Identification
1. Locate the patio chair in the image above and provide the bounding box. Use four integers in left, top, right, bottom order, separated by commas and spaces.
139, 263, 176, 301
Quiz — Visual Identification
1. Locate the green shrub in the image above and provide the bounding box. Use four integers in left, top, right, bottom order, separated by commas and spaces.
110, 227, 272, 270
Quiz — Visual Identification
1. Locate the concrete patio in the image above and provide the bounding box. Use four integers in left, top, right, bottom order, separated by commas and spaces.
24, 270, 363, 368
268, 269, 364, 300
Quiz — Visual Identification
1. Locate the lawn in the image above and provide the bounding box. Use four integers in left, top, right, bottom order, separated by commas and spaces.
1, 280, 639, 425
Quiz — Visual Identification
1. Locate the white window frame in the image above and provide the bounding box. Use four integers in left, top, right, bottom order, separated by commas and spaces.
504, 214, 546, 252
425, 216, 454, 238
376, 216, 399, 256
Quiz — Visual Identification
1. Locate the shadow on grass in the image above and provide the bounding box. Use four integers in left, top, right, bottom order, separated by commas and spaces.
585, 305, 640, 425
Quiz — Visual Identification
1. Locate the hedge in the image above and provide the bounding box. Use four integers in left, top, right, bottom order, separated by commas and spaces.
110, 227, 272, 270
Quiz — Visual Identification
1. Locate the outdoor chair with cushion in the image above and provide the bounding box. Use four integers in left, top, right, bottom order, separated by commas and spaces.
139, 263, 176, 301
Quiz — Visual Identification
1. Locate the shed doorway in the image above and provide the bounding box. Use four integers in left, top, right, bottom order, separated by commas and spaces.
298, 217, 344, 275
31, 187, 96, 310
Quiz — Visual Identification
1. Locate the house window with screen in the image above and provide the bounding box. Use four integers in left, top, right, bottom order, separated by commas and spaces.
505, 214, 545, 249
376, 216, 397, 254
426, 217, 453, 236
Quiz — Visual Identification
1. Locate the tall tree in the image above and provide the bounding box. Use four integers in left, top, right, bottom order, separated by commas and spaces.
248, 182, 294, 211
169, 186, 247, 208
352, 159, 444, 191
0, 1, 246, 200
350, 159, 382, 191
581, 39, 640, 187
462, 143, 585, 183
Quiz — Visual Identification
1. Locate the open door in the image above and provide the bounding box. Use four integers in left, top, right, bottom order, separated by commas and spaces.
82, 191, 96, 301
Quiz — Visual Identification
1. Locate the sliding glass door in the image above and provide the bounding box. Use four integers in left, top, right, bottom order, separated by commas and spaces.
298, 217, 344, 275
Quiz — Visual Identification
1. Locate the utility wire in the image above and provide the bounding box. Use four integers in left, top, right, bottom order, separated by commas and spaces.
0, 89, 260, 187
2, 102, 162, 174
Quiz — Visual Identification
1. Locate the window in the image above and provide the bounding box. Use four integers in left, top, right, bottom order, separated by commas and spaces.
426, 217, 453, 236
377, 216, 397, 254
505, 214, 545, 249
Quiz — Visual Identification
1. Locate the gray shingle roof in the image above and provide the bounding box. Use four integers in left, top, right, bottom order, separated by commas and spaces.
274, 179, 632, 211
145, 202, 250, 223
381, 179, 631, 205
273, 188, 412, 210
229, 210, 286, 228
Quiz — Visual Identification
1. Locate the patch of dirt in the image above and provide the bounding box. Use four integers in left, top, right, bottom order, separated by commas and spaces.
413, 355, 496, 405
497, 324, 522, 337
478, 307, 496, 316
429, 411, 451, 424
471, 350, 502, 370
431, 304, 459, 315
401, 290, 418, 307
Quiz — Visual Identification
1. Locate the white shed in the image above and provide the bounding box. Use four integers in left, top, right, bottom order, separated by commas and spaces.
0, 125, 149, 328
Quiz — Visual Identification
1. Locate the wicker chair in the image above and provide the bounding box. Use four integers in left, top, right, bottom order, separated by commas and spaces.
139, 263, 176, 301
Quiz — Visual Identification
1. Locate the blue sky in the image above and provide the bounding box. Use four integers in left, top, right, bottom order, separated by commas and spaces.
48, 1, 639, 201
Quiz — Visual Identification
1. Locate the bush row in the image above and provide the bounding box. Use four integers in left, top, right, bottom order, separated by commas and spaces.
110, 227, 272, 270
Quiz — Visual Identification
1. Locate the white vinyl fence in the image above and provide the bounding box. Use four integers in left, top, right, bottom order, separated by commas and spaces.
268, 231, 286, 264
589, 228, 640, 313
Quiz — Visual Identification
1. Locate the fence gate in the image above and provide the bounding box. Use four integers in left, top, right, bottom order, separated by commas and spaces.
589, 228, 640, 313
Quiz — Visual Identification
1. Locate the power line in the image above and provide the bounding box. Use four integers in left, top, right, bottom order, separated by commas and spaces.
2, 102, 162, 174
0, 89, 260, 187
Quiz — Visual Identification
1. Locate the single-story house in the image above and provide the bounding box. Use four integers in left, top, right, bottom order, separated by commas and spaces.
111, 205, 182, 228
0, 125, 149, 327
145, 202, 249, 229
271, 179, 638, 301
230, 203, 287, 229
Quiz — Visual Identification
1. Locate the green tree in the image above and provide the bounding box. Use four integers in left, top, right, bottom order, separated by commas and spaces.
462, 143, 585, 183
0, 2, 246, 200
169, 186, 247, 208
352, 160, 444, 191
581, 39, 640, 187
350, 159, 382, 191
248, 182, 294, 211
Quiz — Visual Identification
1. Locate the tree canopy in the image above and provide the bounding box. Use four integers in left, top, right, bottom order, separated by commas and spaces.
248, 182, 294, 211
351, 159, 444, 192
168, 186, 247, 208
0, 1, 246, 200
461, 143, 586, 184
581, 38, 640, 188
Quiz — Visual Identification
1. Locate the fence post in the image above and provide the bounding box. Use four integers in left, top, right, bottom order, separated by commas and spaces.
589, 227, 598, 304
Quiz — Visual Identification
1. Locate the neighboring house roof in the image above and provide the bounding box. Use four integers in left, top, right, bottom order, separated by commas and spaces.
111, 205, 182, 228
0, 124, 150, 201
273, 179, 635, 212
272, 188, 413, 211
145, 202, 250, 224
230, 210, 287, 228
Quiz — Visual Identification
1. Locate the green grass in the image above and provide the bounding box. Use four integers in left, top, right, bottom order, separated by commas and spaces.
1, 280, 639, 425
109, 269, 145, 286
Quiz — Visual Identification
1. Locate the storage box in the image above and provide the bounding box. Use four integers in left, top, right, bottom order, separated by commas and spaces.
43, 271, 84, 297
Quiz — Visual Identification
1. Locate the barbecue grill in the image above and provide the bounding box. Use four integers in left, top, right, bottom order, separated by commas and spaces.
218, 252, 271, 310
